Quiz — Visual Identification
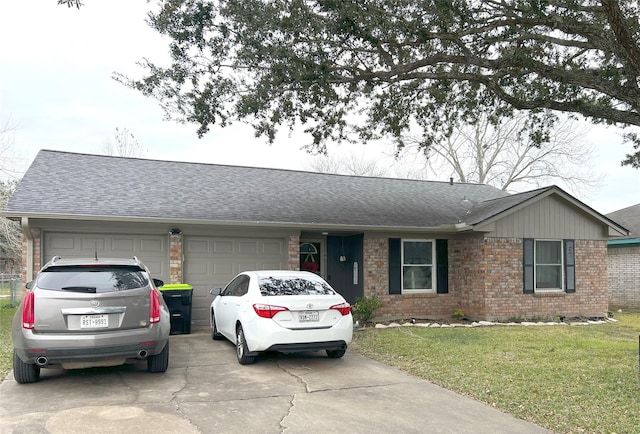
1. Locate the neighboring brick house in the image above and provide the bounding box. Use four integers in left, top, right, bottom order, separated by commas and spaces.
2, 150, 629, 325
606, 203, 640, 309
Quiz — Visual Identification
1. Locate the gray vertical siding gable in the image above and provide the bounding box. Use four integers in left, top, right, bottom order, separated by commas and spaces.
485, 196, 608, 239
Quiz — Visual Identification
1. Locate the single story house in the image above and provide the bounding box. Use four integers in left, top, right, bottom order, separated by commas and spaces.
2, 150, 629, 325
606, 203, 640, 309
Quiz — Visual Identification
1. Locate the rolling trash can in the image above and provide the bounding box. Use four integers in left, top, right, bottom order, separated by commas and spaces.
158, 283, 193, 334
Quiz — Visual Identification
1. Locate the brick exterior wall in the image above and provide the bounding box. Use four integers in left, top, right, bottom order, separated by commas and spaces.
169, 232, 183, 283
480, 238, 608, 320
363, 235, 387, 298
363, 234, 459, 321
362, 234, 609, 322
21, 227, 41, 285
449, 237, 487, 318
608, 246, 640, 309
287, 235, 300, 270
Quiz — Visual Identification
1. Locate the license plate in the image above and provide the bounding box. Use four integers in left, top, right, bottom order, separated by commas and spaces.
299, 311, 319, 322
80, 314, 108, 328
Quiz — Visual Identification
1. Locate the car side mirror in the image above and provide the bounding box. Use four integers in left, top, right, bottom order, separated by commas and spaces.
25, 281, 33, 290
210, 287, 222, 297
153, 278, 164, 288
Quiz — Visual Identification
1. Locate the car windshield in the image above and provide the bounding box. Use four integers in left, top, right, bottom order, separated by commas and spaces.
37, 265, 149, 293
258, 276, 336, 296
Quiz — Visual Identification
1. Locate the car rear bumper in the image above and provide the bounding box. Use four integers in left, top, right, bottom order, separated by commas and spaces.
265, 340, 348, 353
243, 315, 353, 353
13, 326, 169, 367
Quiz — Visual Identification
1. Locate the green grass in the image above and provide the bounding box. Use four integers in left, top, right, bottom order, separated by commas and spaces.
0, 299, 17, 380
350, 313, 640, 434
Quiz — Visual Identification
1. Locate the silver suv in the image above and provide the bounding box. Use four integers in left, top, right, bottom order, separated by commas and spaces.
12, 256, 170, 383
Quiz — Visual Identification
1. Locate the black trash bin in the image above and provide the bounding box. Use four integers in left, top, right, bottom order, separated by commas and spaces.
158, 283, 193, 334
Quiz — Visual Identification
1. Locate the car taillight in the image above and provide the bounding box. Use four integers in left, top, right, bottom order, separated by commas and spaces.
150, 289, 161, 324
22, 291, 35, 329
330, 302, 351, 316
253, 304, 289, 319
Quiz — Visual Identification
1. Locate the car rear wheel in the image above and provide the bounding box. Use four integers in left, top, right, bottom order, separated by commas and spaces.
13, 350, 40, 384
211, 312, 224, 341
147, 341, 169, 373
326, 348, 346, 359
236, 325, 257, 365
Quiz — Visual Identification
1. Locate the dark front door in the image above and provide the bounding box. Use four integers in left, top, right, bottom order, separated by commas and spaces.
326, 234, 363, 304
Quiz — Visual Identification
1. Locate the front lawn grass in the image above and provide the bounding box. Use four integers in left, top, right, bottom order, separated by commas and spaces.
350, 312, 640, 434
0, 299, 17, 380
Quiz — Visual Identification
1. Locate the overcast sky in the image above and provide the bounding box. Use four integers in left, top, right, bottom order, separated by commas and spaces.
0, 1, 638, 214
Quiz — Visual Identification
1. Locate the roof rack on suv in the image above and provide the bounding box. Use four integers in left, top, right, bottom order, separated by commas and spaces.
50, 256, 63, 264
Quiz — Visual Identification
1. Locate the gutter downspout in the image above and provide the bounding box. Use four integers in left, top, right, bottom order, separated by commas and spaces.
21, 217, 33, 282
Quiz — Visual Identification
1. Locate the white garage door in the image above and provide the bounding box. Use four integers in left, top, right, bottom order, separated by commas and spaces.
184, 236, 287, 325
43, 232, 169, 281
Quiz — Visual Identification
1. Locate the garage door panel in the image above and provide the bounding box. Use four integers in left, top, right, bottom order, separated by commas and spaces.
186, 239, 210, 255
212, 262, 234, 276
140, 238, 163, 252
188, 262, 210, 276
44, 233, 168, 282
81, 237, 106, 251
238, 241, 258, 254
262, 261, 285, 270
49, 236, 76, 251
111, 237, 135, 252
262, 241, 283, 255
237, 262, 260, 272
142, 260, 165, 276
184, 236, 287, 325
213, 240, 233, 254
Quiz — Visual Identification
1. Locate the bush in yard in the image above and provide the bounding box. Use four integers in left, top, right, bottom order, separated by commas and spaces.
351, 295, 383, 325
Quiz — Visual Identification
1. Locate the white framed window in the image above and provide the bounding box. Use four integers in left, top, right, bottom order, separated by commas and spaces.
401, 239, 435, 293
534, 239, 563, 291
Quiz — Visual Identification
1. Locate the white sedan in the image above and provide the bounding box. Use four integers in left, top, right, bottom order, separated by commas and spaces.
209, 270, 353, 364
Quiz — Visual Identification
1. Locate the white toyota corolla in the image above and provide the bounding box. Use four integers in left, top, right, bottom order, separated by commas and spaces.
209, 270, 353, 364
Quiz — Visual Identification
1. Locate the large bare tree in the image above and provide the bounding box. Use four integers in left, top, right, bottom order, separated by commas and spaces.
0, 118, 24, 180
0, 120, 23, 273
0, 179, 21, 273
307, 152, 388, 177
100, 127, 146, 158
401, 113, 602, 195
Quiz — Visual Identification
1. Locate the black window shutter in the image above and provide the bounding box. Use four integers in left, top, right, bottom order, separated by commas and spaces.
523, 238, 534, 294
388, 238, 401, 294
436, 239, 448, 294
564, 239, 576, 293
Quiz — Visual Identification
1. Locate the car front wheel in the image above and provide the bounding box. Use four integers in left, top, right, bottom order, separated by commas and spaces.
147, 341, 169, 373
236, 325, 257, 365
13, 350, 40, 384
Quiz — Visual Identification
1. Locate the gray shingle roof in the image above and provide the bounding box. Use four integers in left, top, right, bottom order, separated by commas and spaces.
463, 188, 550, 226
607, 203, 640, 238
4, 150, 513, 229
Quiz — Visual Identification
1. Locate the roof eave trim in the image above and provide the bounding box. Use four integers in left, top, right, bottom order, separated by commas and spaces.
2, 212, 462, 233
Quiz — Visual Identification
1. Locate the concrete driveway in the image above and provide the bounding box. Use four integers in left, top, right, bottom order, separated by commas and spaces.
0, 328, 552, 434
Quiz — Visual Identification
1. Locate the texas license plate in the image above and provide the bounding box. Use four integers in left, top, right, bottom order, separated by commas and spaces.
80, 314, 108, 328
299, 311, 319, 322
